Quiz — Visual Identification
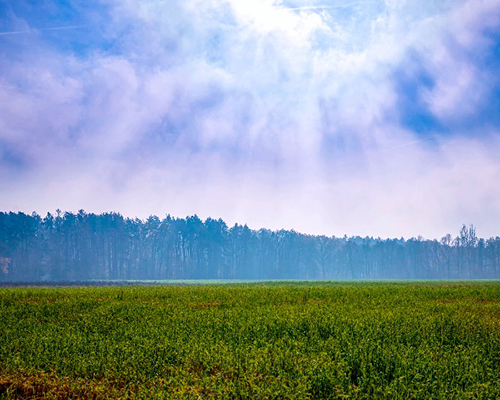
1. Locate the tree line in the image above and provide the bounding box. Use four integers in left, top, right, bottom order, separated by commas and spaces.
0, 210, 499, 281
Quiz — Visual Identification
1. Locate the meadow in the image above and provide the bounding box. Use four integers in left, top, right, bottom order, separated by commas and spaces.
0, 282, 499, 399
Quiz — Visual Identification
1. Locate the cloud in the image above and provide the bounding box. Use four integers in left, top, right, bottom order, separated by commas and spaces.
0, 25, 83, 36
0, 0, 500, 238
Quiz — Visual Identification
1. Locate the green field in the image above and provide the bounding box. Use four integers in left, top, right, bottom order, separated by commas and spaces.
0, 282, 499, 399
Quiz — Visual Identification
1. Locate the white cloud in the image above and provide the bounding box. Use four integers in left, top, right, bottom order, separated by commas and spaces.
1, 0, 500, 238
406, 0, 500, 124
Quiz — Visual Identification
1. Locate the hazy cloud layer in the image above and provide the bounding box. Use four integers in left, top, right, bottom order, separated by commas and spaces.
1, 0, 500, 238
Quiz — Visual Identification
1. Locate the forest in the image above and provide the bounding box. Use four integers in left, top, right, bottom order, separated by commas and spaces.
0, 210, 499, 282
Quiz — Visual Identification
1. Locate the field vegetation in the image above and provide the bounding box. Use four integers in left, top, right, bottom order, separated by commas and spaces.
0, 282, 499, 398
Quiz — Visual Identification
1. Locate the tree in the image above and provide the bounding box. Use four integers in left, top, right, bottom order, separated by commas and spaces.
0, 212, 497, 281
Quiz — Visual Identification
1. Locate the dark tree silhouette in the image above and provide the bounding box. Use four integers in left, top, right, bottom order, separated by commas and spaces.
0, 212, 498, 282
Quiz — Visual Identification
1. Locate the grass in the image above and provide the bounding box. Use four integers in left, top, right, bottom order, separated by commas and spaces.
0, 281, 499, 399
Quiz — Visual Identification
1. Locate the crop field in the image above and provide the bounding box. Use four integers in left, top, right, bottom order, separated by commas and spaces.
0, 282, 499, 399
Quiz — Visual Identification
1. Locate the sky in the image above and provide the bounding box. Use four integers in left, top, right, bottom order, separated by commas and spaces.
1, 0, 500, 239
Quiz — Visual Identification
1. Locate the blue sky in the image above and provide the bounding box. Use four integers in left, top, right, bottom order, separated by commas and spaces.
1, 0, 500, 238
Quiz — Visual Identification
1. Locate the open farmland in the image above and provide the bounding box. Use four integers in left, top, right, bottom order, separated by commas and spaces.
0, 282, 499, 399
